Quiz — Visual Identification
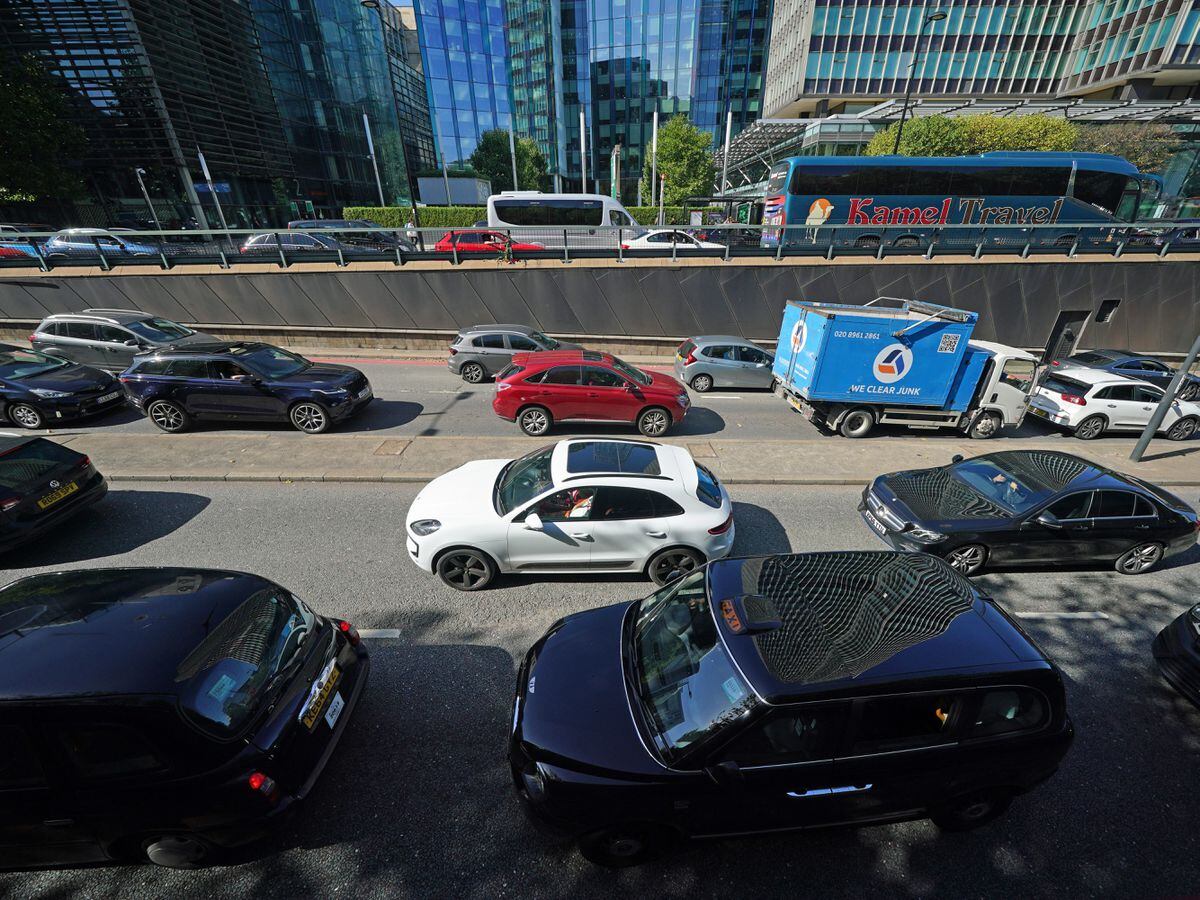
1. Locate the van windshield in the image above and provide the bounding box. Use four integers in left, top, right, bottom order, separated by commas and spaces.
630, 571, 757, 763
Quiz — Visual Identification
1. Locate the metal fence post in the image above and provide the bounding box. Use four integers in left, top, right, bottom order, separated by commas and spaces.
31, 242, 49, 272
723, 232, 730, 262
1158, 238, 1172, 258
671, 236, 678, 263
395, 246, 404, 266
274, 233, 287, 268
563, 229, 569, 264
451, 239, 459, 266
775, 227, 784, 261
617, 227, 624, 263
92, 237, 110, 272
336, 247, 346, 267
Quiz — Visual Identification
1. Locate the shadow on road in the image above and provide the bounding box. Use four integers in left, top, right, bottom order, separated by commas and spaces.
337, 400, 424, 433
731, 501, 792, 556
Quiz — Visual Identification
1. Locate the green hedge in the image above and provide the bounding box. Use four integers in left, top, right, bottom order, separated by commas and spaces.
343, 205, 718, 229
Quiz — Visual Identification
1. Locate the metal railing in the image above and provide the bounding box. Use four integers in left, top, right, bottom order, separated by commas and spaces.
0, 221, 1192, 271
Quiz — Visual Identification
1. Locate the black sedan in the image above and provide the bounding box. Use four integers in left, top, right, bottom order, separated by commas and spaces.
859, 450, 1198, 576
0, 344, 125, 429
1053, 348, 1200, 401
0, 436, 107, 553
1154, 604, 1200, 707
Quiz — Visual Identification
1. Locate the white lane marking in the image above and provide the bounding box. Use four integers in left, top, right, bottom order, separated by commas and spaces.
1015, 612, 1110, 621
699, 395, 744, 400
359, 628, 402, 639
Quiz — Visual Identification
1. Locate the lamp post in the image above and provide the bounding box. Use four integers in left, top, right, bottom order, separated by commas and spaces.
892, 10, 947, 155
134, 168, 163, 233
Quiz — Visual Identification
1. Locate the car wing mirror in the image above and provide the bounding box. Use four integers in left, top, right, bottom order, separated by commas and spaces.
705, 760, 744, 786
622, 382, 635, 391
524, 512, 543, 531
951, 454, 964, 464
123, 339, 139, 347
1035, 511, 1062, 529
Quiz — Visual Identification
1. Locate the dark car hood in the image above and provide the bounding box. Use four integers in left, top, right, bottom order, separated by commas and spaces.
275, 362, 363, 387
880, 466, 1010, 522
9, 363, 114, 393
517, 602, 663, 777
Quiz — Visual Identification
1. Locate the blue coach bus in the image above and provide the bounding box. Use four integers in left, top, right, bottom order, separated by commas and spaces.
762, 152, 1160, 252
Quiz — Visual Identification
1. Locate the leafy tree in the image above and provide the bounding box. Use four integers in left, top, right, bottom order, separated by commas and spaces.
0, 55, 87, 201
642, 115, 715, 205
866, 114, 1077, 158
1073, 123, 1181, 174
468, 129, 549, 192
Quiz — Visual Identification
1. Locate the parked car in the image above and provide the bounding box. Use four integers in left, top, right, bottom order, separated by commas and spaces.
42, 228, 160, 259
1127, 221, 1200, 252
860, 449, 1198, 576
405, 437, 733, 590
674, 336, 775, 392
0, 436, 107, 553
0, 344, 125, 429
0, 567, 368, 869
239, 231, 359, 255
494, 349, 691, 437
1153, 603, 1200, 707
1029, 366, 1200, 441
1051, 348, 1200, 401
0, 223, 52, 259
621, 229, 726, 252
288, 218, 415, 252
31, 309, 217, 372
0, 245, 36, 260
433, 230, 545, 255
510, 550, 1073, 867
119, 341, 373, 434
447, 324, 581, 384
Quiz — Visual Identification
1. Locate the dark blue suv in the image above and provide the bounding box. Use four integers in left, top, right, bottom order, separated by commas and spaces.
119, 342, 373, 434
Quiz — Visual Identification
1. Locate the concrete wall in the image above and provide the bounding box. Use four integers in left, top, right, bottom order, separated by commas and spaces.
1, 257, 1196, 353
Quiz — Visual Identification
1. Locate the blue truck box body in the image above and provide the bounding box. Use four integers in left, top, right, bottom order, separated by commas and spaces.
772, 300, 980, 410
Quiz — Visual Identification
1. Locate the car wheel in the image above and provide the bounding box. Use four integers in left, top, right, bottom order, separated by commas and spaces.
930, 790, 1014, 832
1115, 542, 1164, 575
647, 547, 704, 585
143, 834, 211, 869
1074, 414, 1106, 440
436, 548, 496, 591
1180, 382, 1199, 402
946, 544, 987, 576
839, 408, 875, 439
147, 399, 190, 433
461, 362, 486, 384
969, 412, 1001, 440
637, 407, 671, 437
690, 373, 713, 393
518, 405, 552, 436
289, 401, 330, 434
6, 402, 44, 430
1166, 417, 1197, 442
577, 824, 679, 868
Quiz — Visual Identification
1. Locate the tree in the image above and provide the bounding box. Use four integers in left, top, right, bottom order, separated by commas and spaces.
866, 114, 1077, 158
642, 115, 715, 205
468, 129, 549, 192
1073, 123, 1181, 174
0, 55, 87, 201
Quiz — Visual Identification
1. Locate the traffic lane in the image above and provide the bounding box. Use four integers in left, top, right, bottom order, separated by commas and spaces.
4, 483, 1199, 898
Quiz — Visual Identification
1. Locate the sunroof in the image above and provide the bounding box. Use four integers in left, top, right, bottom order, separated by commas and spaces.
566, 441, 661, 475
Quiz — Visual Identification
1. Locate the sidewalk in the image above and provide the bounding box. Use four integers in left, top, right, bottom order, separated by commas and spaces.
50, 432, 1200, 486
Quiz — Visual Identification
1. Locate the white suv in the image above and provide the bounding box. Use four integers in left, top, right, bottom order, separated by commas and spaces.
405, 438, 735, 590
1029, 365, 1200, 441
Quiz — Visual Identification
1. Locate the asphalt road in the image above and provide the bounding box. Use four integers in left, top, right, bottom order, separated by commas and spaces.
2, 482, 1198, 898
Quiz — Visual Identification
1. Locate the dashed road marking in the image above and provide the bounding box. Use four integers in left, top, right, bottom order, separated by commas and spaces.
359, 628, 403, 639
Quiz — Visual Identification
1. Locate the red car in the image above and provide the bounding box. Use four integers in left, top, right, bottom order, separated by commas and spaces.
492, 349, 690, 437
434, 230, 544, 255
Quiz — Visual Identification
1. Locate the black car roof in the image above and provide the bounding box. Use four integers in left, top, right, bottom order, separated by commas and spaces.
147, 340, 262, 357
0, 568, 277, 702
0, 435, 40, 456
708, 552, 1048, 704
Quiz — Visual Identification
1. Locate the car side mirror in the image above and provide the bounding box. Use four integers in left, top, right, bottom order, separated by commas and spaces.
951, 454, 964, 464
524, 512, 543, 531
123, 339, 139, 347
1035, 511, 1062, 529
705, 760, 743, 786
622, 382, 634, 391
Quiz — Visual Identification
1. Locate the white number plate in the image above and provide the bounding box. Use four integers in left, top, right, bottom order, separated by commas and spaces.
324, 691, 345, 729
863, 509, 887, 535
357, 386, 373, 400
98, 391, 121, 403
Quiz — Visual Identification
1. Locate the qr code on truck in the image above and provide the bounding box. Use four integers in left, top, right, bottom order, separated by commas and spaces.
938, 333, 960, 354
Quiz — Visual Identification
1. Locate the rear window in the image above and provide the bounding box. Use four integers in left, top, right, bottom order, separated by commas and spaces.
678, 340, 696, 358
1127, 474, 1193, 513
696, 463, 722, 508
0, 440, 80, 489
566, 441, 661, 475
1041, 375, 1090, 395
968, 688, 1048, 738
497, 363, 525, 380
176, 589, 317, 738
131, 357, 170, 376
1069, 352, 1113, 365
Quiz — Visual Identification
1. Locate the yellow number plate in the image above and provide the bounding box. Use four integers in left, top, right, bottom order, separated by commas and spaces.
300, 664, 341, 731
37, 482, 78, 509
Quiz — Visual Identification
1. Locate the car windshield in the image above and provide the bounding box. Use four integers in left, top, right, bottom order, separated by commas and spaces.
177, 589, 316, 738
530, 330, 559, 350
949, 457, 1054, 515
1069, 352, 1114, 365
631, 570, 757, 764
610, 355, 652, 386
494, 444, 555, 515
125, 317, 192, 342
234, 345, 310, 379
0, 348, 69, 379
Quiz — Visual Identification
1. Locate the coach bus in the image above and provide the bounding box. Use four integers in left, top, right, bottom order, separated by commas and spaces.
761, 152, 1160, 252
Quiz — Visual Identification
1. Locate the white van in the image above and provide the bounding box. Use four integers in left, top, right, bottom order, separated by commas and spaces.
486, 192, 640, 247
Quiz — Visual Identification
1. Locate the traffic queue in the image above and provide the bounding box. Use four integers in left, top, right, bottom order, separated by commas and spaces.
0, 300, 1197, 872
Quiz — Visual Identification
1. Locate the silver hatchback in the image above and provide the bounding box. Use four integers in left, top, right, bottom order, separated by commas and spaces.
673, 336, 775, 392
447, 324, 580, 383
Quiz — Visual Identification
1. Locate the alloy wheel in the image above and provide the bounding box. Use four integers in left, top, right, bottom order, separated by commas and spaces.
691, 374, 712, 393
1167, 418, 1196, 441
1075, 415, 1105, 440
462, 363, 485, 384
1118, 542, 1162, 575
149, 402, 184, 432
947, 544, 986, 575
639, 409, 669, 436
8, 403, 42, 429
604, 834, 644, 859
291, 403, 327, 434
650, 550, 700, 584
439, 551, 492, 590
520, 408, 550, 435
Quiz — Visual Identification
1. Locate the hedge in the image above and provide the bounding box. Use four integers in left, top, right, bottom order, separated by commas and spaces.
343, 205, 719, 229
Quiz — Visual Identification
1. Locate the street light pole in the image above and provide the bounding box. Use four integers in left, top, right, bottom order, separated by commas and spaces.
508, 128, 520, 191
363, 112, 387, 207
134, 167, 163, 233
1130, 331, 1200, 462
892, 10, 947, 155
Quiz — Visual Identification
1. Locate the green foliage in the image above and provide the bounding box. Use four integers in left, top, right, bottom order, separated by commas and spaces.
866, 114, 1078, 158
641, 116, 715, 205
0, 55, 87, 201
344, 205, 710, 228
467, 129, 550, 192
1073, 123, 1181, 174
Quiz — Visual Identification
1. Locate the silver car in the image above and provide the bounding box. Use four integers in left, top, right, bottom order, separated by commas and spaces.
674, 335, 775, 392
447, 324, 581, 383
31, 309, 217, 372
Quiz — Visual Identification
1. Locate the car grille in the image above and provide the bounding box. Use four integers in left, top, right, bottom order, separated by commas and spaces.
866, 491, 905, 530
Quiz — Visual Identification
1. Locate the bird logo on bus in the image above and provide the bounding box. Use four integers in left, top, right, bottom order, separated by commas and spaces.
873, 343, 913, 384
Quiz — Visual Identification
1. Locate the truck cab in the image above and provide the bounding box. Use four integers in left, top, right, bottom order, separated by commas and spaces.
965, 341, 1039, 438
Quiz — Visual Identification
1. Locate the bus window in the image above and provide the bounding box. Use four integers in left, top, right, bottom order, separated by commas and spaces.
766, 164, 790, 194
492, 200, 604, 227
791, 165, 860, 196
1072, 171, 1127, 216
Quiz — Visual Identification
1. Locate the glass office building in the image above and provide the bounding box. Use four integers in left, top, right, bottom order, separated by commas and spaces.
384, 3, 439, 185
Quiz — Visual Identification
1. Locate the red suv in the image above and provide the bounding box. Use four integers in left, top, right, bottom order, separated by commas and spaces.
492, 350, 690, 437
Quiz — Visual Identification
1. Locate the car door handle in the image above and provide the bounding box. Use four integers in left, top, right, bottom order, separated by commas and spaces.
1106, 404, 1116, 408
787, 784, 872, 798
43, 819, 75, 827
645, 530, 667, 538
567, 531, 591, 539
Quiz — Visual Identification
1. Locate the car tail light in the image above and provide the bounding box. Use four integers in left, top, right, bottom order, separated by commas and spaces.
496, 381, 511, 391
118, 375, 132, 383
247, 771, 278, 800
449, 347, 458, 355
620, 243, 629, 250
685, 350, 696, 365
0, 497, 19, 512
1060, 392, 1087, 406
75, 455, 90, 468
336, 619, 360, 647
709, 512, 734, 535
28, 334, 36, 342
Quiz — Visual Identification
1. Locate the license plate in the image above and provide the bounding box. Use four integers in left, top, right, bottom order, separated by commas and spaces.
299, 660, 341, 731
863, 509, 887, 536
37, 481, 78, 509
357, 385, 372, 400
98, 390, 121, 403
1028, 406, 1048, 418
323, 691, 345, 729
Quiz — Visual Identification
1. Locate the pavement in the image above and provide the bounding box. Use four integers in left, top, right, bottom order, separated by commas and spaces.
2, 482, 1197, 898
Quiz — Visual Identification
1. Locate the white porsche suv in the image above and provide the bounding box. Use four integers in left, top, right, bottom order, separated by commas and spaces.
405, 438, 735, 590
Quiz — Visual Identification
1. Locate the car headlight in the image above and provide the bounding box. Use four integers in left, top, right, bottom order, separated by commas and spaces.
410, 519, 442, 536
904, 525, 946, 544
30, 388, 71, 399
677, 392, 689, 404
521, 766, 547, 802
312, 386, 350, 396
1189, 604, 1200, 636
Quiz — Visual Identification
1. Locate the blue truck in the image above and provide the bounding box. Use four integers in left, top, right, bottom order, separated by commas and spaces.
772, 297, 1039, 438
